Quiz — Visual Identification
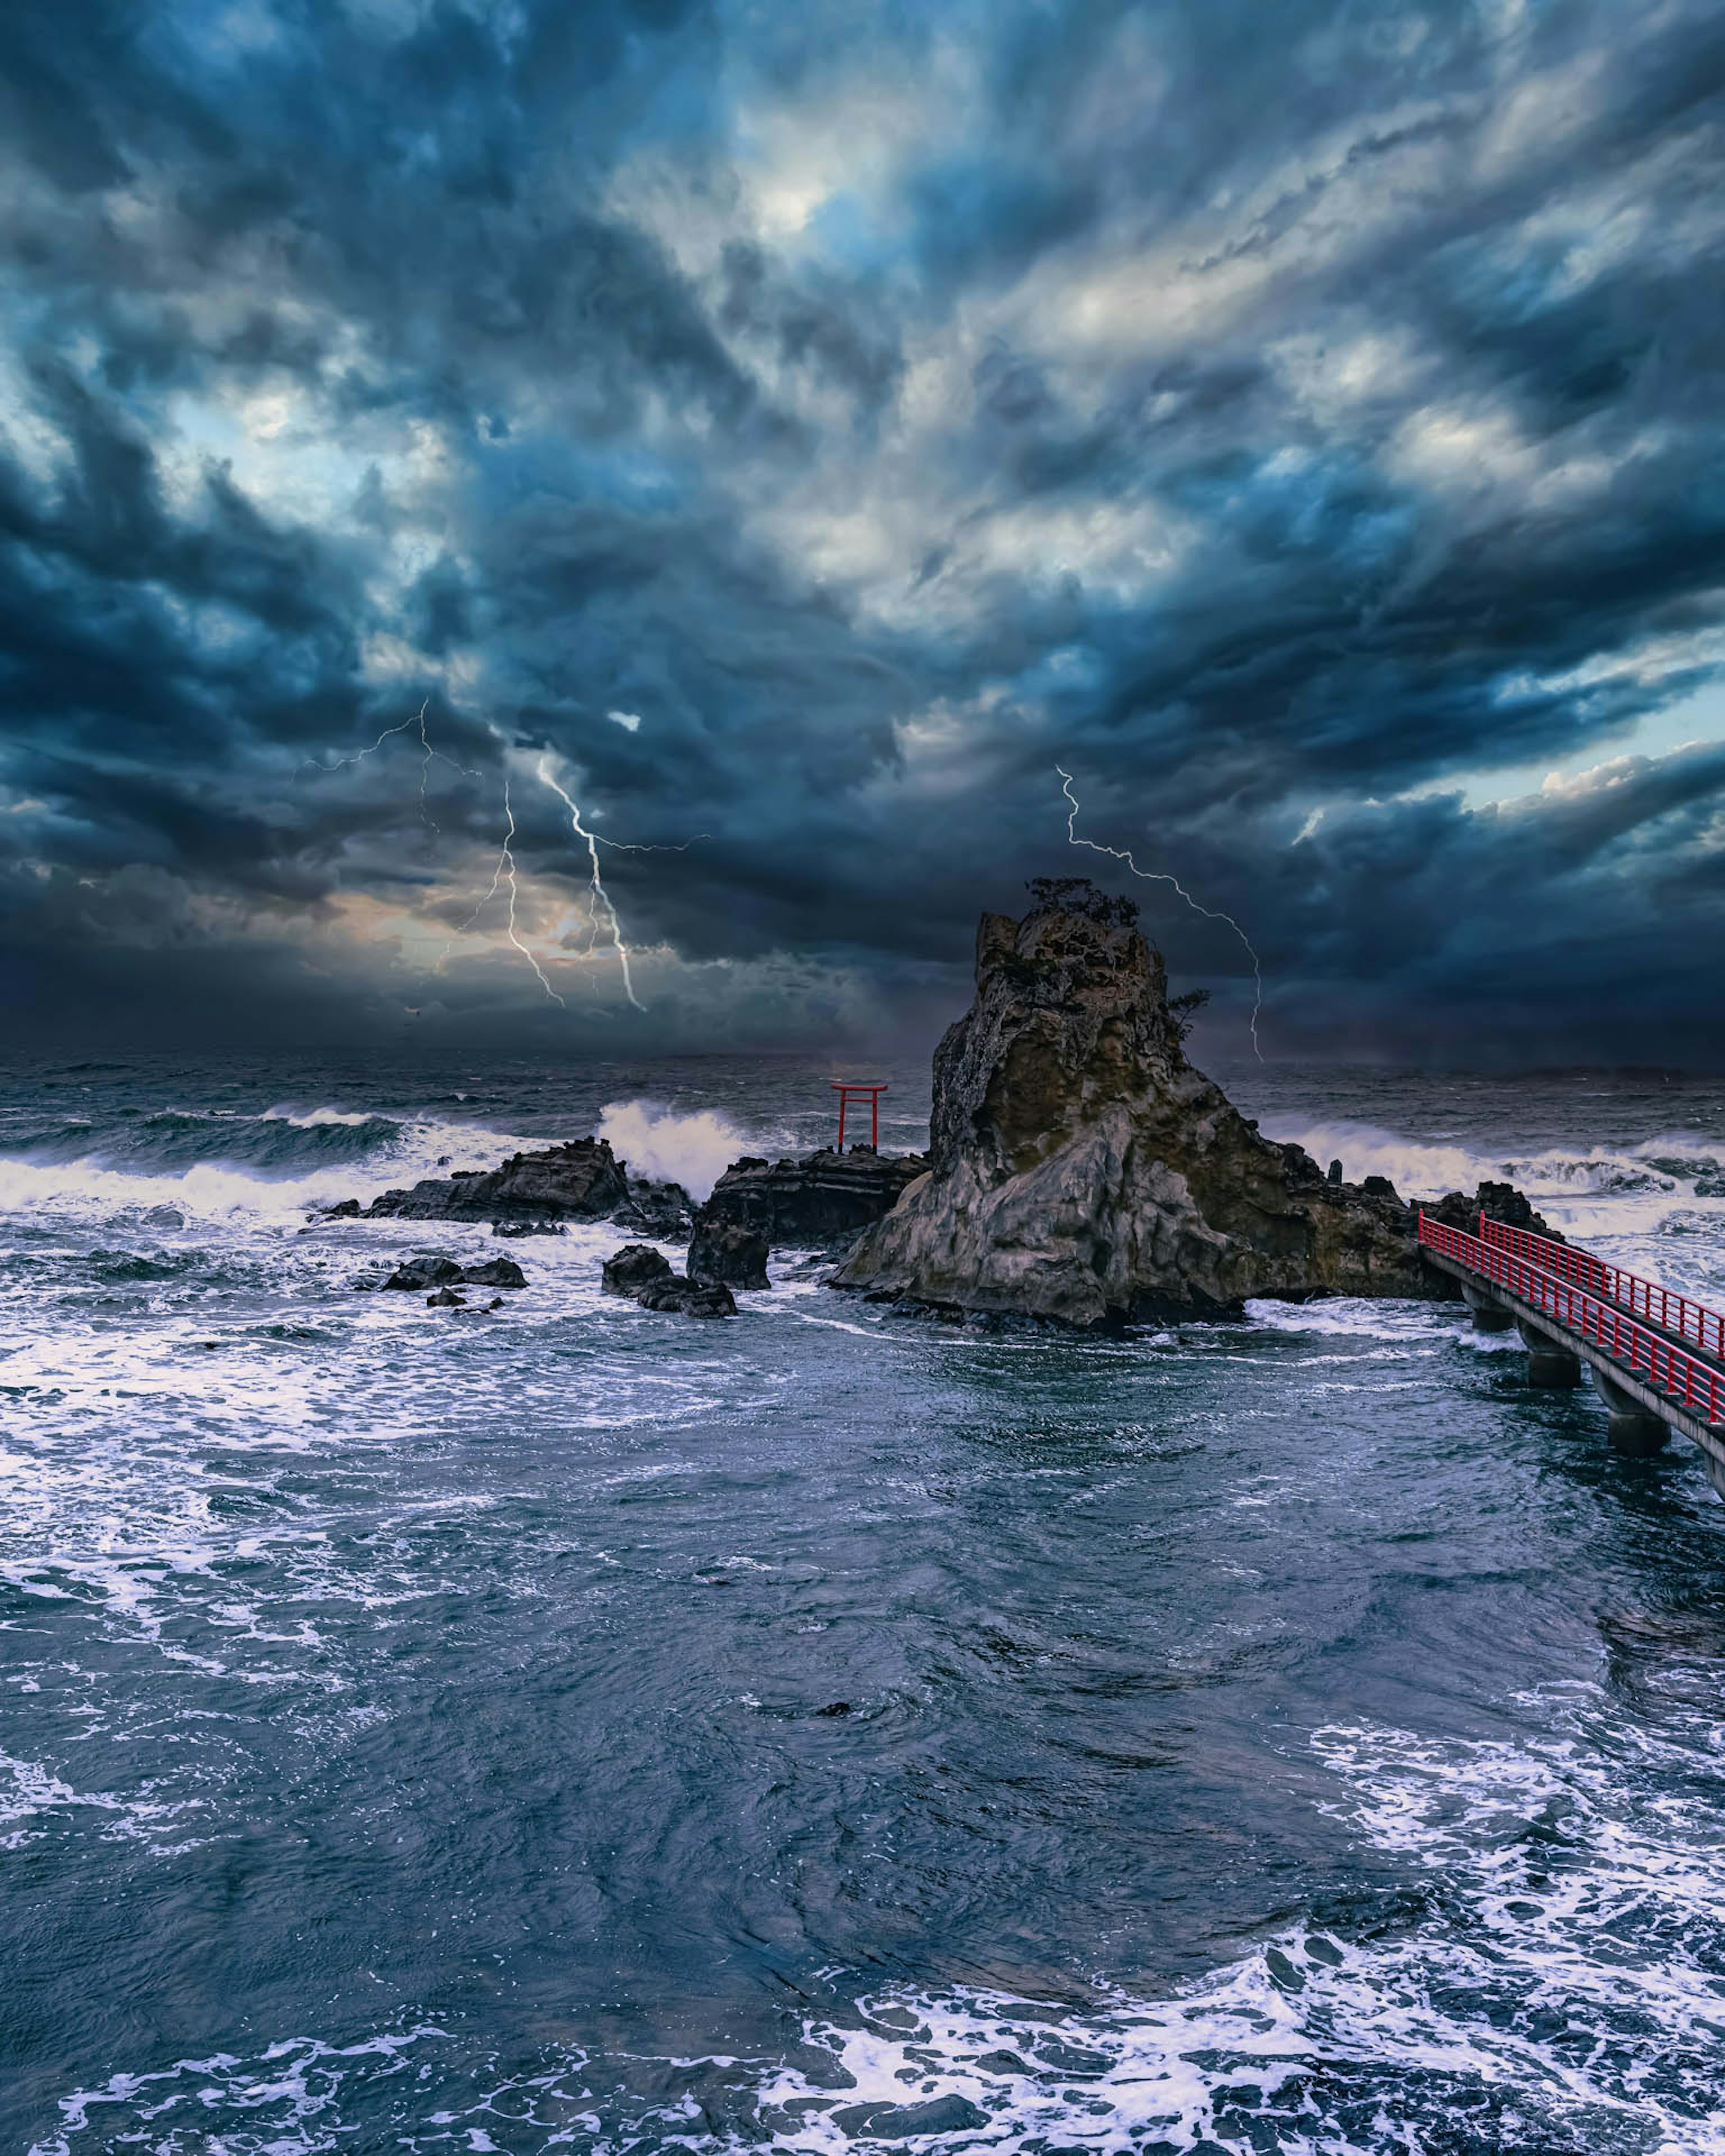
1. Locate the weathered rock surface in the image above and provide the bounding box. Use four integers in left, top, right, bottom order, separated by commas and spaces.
366, 1139, 628, 1224
688, 1148, 929, 1287
610, 1177, 697, 1239
686, 1215, 772, 1290
600, 1242, 736, 1317
383, 1253, 528, 1292
384, 1255, 464, 1290
833, 878, 1489, 1325
635, 1276, 738, 1318
1422, 1180, 1561, 1241
601, 1244, 675, 1295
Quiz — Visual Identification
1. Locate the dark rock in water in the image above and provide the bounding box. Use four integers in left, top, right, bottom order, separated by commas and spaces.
460, 1257, 526, 1289
366, 1138, 628, 1224
610, 1177, 697, 1240
815, 1701, 852, 1717
602, 1241, 737, 1316
383, 1255, 464, 1291
690, 1147, 929, 1286
833, 878, 1491, 1325
687, 1214, 771, 1290
601, 1244, 676, 1295
1421, 1180, 1562, 1240
634, 1276, 737, 1318
143, 1205, 186, 1229
425, 1286, 466, 1308
325, 1198, 362, 1218
493, 1219, 566, 1238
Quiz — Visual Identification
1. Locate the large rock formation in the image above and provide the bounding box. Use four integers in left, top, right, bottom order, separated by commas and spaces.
688, 1148, 930, 1287
364, 1138, 632, 1224
834, 879, 1461, 1325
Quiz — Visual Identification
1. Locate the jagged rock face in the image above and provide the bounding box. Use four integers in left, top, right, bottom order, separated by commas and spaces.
690, 1149, 929, 1286
687, 1215, 772, 1290
601, 1244, 676, 1295
366, 1139, 629, 1224
1423, 1180, 1561, 1241
833, 879, 1442, 1325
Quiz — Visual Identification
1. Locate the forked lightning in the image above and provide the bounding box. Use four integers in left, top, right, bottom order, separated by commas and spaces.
1057, 766, 1265, 1060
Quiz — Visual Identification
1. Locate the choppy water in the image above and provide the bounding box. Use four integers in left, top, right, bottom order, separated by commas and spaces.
2, 1051, 1723, 2155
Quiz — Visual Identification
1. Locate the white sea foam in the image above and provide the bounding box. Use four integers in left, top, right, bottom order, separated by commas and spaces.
595, 1099, 780, 1202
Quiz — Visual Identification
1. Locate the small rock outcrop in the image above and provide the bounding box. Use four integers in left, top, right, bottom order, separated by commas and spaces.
600, 1241, 736, 1317
366, 1139, 628, 1224
833, 878, 1471, 1325
636, 1276, 738, 1318
1422, 1180, 1561, 1241
688, 1147, 929, 1286
602, 1244, 676, 1295
383, 1254, 528, 1292
610, 1178, 698, 1239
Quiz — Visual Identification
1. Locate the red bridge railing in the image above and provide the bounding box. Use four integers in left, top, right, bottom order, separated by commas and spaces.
1478, 1215, 1725, 1365
1417, 1212, 1725, 1428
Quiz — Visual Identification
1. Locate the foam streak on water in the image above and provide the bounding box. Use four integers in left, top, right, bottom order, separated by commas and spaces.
3, 1052, 1725, 2154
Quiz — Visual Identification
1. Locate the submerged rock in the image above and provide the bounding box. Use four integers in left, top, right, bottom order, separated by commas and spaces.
635, 1276, 738, 1318
688, 1147, 929, 1287
460, 1256, 527, 1289
366, 1138, 628, 1224
492, 1219, 567, 1238
833, 878, 1470, 1325
425, 1286, 466, 1308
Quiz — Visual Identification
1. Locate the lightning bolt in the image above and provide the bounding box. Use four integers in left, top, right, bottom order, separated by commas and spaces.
496, 777, 566, 1006
1057, 765, 1265, 1061
303, 699, 482, 831
308, 698, 682, 1012
534, 755, 645, 1010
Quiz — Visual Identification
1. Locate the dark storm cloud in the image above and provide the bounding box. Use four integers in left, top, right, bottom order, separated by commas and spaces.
1, 0, 1723, 1056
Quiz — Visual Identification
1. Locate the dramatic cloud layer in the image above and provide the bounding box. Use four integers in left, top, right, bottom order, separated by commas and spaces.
2, 0, 1723, 1060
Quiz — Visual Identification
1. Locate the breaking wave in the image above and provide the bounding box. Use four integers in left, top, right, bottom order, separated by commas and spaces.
0, 1107, 406, 1175
1262, 1116, 1725, 1228
595, 1098, 780, 1202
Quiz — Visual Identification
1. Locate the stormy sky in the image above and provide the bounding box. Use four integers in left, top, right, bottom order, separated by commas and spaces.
2, 0, 1724, 1062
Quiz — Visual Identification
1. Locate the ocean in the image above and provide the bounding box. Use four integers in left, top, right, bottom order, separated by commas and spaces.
1, 1050, 1723, 2155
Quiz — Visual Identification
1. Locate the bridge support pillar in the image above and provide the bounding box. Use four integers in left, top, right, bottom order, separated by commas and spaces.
1589, 1368, 1670, 1456
1459, 1279, 1514, 1332
1707, 1452, 1725, 1503
1516, 1317, 1582, 1387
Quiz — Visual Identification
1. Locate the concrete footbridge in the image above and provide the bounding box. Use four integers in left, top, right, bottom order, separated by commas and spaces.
1418, 1211, 1725, 1500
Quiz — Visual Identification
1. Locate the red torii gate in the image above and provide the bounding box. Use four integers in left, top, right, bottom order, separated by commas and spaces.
831, 1078, 887, 1151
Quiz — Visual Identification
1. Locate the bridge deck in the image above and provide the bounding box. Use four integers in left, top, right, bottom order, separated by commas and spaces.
1418, 1213, 1725, 1489
1480, 1214, 1725, 1364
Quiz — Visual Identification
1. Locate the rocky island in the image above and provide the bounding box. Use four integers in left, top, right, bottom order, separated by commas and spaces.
833, 878, 1546, 1325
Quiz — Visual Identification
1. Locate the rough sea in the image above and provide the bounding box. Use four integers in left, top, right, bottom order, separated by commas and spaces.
3, 1051, 1724, 2156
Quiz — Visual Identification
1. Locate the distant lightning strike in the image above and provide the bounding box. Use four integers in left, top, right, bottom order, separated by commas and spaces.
533, 755, 645, 1011
310, 700, 672, 1010
303, 699, 481, 831
1057, 766, 1265, 1061
495, 778, 566, 1007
